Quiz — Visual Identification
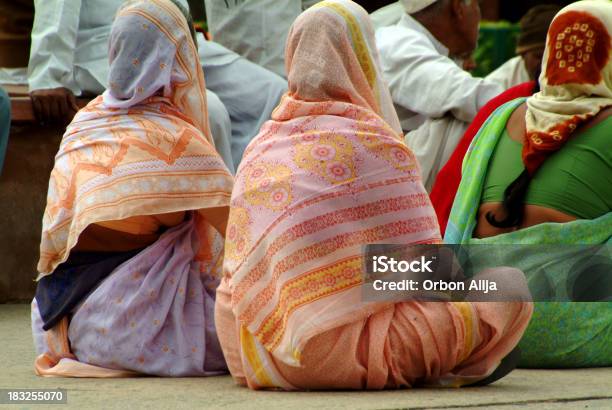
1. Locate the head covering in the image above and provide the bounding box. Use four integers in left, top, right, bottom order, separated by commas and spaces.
285, 0, 402, 133
400, 0, 438, 14
516, 5, 562, 54
103, 0, 212, 144
38, 0, 233, 276
524, 0, 612, 175
226, 0, 439, 367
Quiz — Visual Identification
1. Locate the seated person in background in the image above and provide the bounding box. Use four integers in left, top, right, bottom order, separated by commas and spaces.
206, 0, 401, 77
215, 0, 532, 390
204, 0, 320, 78
430, 5, 563, 230
376, 0, 503, 189
31, 0, 234, 377
0, 87, 10, 175
445, 0, 611, 368
486, 5, 561, 90
475, 7, 611, 239
27, 0, 287, 170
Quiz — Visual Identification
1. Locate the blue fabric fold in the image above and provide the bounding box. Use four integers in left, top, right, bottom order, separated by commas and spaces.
35, 249, 142, 331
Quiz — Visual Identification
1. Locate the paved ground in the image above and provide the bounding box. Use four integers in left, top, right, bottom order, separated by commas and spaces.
1, 304, 611, 409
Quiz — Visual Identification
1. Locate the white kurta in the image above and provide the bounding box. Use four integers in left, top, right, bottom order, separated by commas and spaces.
204, 0, 319, 78
27, 0, 225, 95
27, 0, 287, 170
376, 13, 503, 132
28, 0, 107, 95
370, 1, 403, 30
485, 55, 531, 90
375, 13, 503, 190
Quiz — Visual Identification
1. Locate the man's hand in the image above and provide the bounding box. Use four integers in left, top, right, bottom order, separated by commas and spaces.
30, 87, 79, 125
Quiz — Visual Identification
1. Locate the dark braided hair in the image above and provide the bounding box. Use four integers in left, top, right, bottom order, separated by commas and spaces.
486, 169, 532, 227
486, 71, 542, 228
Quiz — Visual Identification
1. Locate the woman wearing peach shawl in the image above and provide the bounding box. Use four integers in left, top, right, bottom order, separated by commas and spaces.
31, 0, 233, 377
215, 0, 532, 390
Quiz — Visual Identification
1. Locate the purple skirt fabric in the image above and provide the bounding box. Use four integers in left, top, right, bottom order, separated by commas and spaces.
32, 218, 227, 376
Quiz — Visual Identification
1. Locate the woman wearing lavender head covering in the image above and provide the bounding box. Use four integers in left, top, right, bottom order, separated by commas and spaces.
31, 0, 233, 377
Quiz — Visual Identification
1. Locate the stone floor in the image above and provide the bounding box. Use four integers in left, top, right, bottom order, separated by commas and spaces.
2, 304, 611, 409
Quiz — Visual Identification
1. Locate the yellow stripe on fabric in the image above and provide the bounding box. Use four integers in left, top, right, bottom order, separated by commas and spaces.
254, 256, 364, 350
314, 1, 377, 90
240, 325, 276, 388
451, 302, 475, 363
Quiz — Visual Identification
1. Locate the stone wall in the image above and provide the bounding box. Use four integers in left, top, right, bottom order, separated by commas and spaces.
0, 124, 62, 302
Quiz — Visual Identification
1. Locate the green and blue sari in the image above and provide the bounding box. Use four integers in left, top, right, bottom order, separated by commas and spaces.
445, 98, 612, 368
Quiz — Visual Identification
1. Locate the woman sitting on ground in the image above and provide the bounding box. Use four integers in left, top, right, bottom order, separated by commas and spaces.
215, 0, 532, 390
430, 79, 537, 235
446, 0, 611, 368
31, 0, 233, 377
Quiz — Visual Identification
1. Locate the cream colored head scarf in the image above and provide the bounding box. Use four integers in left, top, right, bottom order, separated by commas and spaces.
524, 0, 612, 174
285, 0, 402, 134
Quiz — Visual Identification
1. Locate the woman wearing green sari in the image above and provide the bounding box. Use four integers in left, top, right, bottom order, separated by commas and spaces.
445, 0, 611, 367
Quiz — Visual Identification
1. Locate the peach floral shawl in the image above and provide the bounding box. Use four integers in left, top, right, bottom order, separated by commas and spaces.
224, 0, 440, 366
38, 0, 233, 277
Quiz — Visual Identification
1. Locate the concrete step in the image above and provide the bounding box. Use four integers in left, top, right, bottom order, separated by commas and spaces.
1, 304, 610, 409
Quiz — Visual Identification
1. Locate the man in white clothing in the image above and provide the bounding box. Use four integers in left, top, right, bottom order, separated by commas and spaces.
28, 0, 287, 170
204, 0, 320, 78
375, 0, 503, 189
485, 56, 531, 91
370, 1, 403, 30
